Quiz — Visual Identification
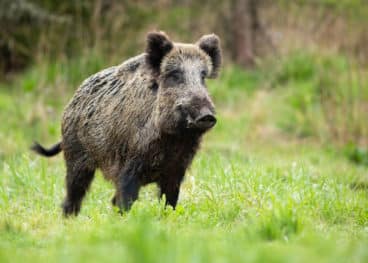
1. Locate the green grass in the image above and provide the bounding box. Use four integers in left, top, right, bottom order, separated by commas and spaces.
0, 54, 368, 262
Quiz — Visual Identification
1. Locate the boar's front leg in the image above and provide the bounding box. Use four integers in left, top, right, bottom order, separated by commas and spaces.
159, 167, 185, 209
116, 159, 143, 212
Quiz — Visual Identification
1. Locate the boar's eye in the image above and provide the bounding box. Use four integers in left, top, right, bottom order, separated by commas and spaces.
150, 81, 159, 91
167, 69, 184, 84
200, 70, 207, 83
200, 70, 207, 79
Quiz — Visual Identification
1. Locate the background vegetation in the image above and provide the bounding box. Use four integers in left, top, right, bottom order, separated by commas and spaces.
1, 0, 367, 262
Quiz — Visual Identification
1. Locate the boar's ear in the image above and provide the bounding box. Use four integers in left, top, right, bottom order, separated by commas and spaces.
146, 31, 174, 74
197, 34, 222, 78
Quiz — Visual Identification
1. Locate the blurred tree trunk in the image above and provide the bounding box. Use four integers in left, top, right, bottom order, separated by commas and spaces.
230, 0, 261, 68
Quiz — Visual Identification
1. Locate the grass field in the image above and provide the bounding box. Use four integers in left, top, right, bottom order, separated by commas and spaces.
0, 55, 367, 262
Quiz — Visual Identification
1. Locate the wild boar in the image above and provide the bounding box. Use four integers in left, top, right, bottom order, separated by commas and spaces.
32, 31, 222, 216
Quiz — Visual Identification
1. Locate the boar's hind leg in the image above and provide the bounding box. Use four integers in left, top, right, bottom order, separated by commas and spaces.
116, 159, 143, 213
62, 156, 95, 217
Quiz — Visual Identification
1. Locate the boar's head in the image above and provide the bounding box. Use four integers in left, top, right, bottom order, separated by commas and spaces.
146, 31, 222, 136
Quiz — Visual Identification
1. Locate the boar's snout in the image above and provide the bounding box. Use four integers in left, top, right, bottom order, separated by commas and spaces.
185, 106, 216, 131
174, 93, 216, 132
194, 107, 216, 130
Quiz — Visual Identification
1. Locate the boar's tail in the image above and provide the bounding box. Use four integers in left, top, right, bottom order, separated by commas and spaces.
31, 141, 62, 157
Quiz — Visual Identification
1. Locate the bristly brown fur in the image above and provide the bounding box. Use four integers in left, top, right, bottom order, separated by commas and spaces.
32, 31, 222, 217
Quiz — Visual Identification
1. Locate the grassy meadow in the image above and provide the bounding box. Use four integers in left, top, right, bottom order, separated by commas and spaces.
0, 48, 367, 262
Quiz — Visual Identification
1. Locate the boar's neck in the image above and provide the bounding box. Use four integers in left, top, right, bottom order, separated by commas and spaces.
136, 118, 202, 158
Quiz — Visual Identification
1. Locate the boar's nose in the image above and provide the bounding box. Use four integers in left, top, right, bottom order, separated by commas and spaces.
194, 108, 216, 130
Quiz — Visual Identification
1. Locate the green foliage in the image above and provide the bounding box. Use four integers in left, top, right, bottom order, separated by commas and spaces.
18, 51, 105, 92
0, 1, 206, 76
209, 66, 261, 106
278, 0, 368, 20
2, 0, 368, 78
264, 51, 368, 145
345, 144, 368, 167
271, 51, 317, 85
